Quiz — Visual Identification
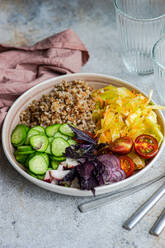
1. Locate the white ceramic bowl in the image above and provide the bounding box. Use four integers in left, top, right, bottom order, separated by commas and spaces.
2, 73, 165, 196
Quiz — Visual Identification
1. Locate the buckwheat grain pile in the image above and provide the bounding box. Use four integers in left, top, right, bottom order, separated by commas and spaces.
20, 80, 96, 132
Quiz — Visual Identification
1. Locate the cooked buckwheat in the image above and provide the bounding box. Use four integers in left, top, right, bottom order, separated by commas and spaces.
20, 80, 96, 132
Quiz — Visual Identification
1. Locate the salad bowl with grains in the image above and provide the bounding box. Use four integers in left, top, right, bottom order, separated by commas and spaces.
2, 73, 165, 196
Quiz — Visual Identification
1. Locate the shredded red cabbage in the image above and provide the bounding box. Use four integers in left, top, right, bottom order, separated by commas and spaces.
98, 154, 126, 184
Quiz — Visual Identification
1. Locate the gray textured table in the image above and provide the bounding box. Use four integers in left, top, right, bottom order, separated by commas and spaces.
0, 0, 165, 247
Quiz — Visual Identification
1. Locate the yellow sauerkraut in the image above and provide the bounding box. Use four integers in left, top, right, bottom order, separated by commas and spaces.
92, 85, 164, 145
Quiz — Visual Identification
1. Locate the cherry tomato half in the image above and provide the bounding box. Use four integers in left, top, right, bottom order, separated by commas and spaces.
134, 134, 158, 159
120, 156, 135, 178
109, 136, 133, 155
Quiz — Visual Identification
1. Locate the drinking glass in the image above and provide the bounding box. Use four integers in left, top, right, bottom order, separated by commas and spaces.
152, 36, 165, 103
114, 0, 165, 75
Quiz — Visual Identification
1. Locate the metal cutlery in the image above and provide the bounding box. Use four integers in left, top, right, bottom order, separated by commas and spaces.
78, 174, 165, 213
123, 183, 165, 230
150, 208, 165, 236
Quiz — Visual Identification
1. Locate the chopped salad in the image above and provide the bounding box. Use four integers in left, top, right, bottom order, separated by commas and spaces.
10, 83, 165, 193
92, 86, 164, 145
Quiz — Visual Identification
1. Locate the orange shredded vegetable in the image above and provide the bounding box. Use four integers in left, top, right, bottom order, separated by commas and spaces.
92, 85, 164, 145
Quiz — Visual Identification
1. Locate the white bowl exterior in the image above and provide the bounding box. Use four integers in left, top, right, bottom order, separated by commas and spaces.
2, 73, 165, 196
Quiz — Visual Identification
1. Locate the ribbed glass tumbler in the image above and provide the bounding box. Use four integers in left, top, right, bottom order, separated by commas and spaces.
114, 0, 165, 75
152, 36, 165, 103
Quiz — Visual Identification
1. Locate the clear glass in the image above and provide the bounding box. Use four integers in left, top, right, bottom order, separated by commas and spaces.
114, 0, 165, 75
152, 36, 165, 103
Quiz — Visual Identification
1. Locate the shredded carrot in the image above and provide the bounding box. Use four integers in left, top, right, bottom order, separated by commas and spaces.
92, 85, 164, 144
96, 96, 103, 107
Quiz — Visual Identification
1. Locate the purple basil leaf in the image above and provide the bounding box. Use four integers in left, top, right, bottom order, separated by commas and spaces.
68, 125, 96, 144
76, 160, 97, 192
76, 161, 94, 180
79, 175, 98, 191
58, 167, 77, 186
95, 143, 108, 150
80, 143, 94, 151
76, 159, 105, 192
94, 143, 110, 156
92, 159, 105, 186
64, 145, 82, 159
64, 143, 95, 159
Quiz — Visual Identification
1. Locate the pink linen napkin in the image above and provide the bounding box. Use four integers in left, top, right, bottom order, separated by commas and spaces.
0, 29, 89, 128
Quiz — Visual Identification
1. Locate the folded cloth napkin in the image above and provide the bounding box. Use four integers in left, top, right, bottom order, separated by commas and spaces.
0, 29, 89, 128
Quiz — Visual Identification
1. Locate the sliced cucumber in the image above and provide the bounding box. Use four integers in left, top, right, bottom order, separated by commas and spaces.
29, 154, 48, 175
11, 124, 27, 146
45, 124, 61, 137
30, 135, 48, 152
25, 129, 40, 145
28, 171, 38, 179
68, 139, 77, 146
17, 146, 33, 152
36, 174, 45, 180
59, 124, 74, 137
16, 150, 35, 155
41, 153, 49, 166
45, 137, 54, 154
14, 151, 27, 164
51, 160, 59, 170
50, 155, 66, 162
23, 125, 30, 133
31, 126, 45, 134
28, 171, 45, 180
54, 132, 68, 140
51, 137, 70, 157
25, 153, 36, 168
45, 144, 51, 154
48, 137, 54, 142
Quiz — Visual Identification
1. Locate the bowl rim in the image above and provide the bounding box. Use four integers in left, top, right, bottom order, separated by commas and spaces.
2, 73, 165, 196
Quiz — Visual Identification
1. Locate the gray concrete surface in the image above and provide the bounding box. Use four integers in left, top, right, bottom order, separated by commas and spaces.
0, 0, 165, 247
